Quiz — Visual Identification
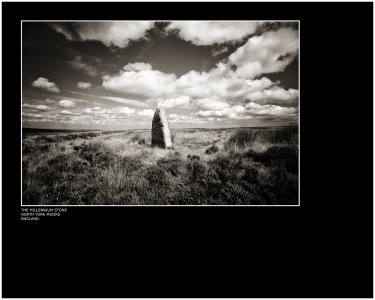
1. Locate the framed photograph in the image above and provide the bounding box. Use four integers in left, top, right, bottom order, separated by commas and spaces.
21, 20, 299, 206
2, 2, 373, 298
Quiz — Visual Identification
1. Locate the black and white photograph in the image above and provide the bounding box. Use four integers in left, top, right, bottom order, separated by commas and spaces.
3, 1, 373, 298
22, 21, 299, 206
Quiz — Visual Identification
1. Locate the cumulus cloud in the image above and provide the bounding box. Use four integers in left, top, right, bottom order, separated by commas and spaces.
83, 107, 112, 118
22, 112, 43, 118
100, 96, 149, 108
82, 106, 141, 120
175, 64, 240, 100
102, 59, 298, 121
176, 67, 278, 104
228, 27, 298, 79
244, 102, 297, 116
195, 97, 230, 110
167, 21, 259, 45
77, 81, 92, 89
22, 103, 50, 110
246, 86, 299, 106
168, 114, 180, 119
158, 95, 190, 108
123, 62, 152, 72
35, 104, 49, 110
137, 109, 154, 117
102, 62, 176, 99
60, 110, 81, 116
244, 102, 265, 110
58, 99, 76, 108
52, 22, 154, 48
93, 25, 299, 124
84, 107, 106, 115
196, 107, 240, 119
196, 102, 297, 120
245, 77, 276, 91
31, 77, 60, 93
115, 107, 136, 115
168, 114, 200, 124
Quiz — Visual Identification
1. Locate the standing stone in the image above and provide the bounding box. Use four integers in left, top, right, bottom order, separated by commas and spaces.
151, 108, 172, 149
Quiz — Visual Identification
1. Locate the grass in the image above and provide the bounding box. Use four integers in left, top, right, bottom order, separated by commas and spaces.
22, 126, 298, 205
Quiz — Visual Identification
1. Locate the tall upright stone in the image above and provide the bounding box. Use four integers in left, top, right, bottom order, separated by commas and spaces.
151, 108, 172, 149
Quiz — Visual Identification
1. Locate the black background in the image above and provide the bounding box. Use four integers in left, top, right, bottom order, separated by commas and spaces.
3, 2, 373, 298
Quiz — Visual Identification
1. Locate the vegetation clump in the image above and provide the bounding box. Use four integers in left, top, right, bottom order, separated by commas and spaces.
205, 144, 219, 155
22, 126, 298, 205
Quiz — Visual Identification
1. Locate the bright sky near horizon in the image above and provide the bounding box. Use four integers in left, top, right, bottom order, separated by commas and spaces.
22, 21, 299, 130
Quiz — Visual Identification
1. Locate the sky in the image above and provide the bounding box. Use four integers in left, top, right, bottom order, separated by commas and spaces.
22, 21, 299, 130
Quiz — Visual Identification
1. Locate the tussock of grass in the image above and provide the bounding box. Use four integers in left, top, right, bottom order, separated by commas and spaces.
226, 126, 298, 149
205, 144, 219, 155
22, 126, 298, 205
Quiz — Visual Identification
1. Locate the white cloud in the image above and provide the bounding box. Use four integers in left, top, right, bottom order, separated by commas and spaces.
60, 110, 81, 116
84, 107, 108, 115
53, 22, 155, 48
168, 114, 179, 119
36, 105, 49, 110
175, 65, 234, 99
83, 107, 118, 118
116, 107, 135, 115
101, 96, 149, 108
58, 99, 76, 108
195, 97, 230, 110
31, 77, 60, 93
196, 107, 239, 119
244, 102, 265, 110
100, 59, 298, 125
196, 102, 297, 120
84, 108, 95, 114
77, 81, 92, 89
245, 77, 275, 91
137, 109, 154, 117
247, 86, 299, 103
167, 114, 201, 124
22, 112, 43, 118
244, 103, 297, 116
94, 27, 299, 124
22, 104, 50, 110
102, 60, 298, 121
66, 56, 98, 77
228, 27, 298, 79
50, 24, 74, 40
212, 46, 229, 57
232, 105, 245, 114
102, 62, 176, 99
123, 62, 152, 72
175, 66, 275, 102
158, 95, 190, 108
167, 21, 259, 45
